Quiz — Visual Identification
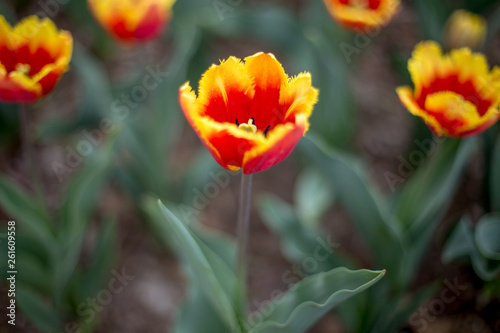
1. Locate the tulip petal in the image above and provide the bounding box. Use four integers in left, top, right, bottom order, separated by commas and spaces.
281, 73, 319, 122
396, 86, 442, 135
243, 115, 308, 174
197, 57, 254, 124
0, 70, 41, 103
407, 41, 448, 100
425, 91, 500, 137
200, 119, 260, 171
180, 82, 257, 171
245, 53, 288, 131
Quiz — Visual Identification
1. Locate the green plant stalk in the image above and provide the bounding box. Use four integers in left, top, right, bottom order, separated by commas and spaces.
482, 130, 493, 213
20, 105, 50, 220
235, 172, 253, 331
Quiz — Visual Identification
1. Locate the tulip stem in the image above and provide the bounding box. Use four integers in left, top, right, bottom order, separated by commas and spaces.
236, 172, 253, 328
20, 105, 48, 218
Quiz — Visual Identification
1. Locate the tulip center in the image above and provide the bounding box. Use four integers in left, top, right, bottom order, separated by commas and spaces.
237, 118, 258, 134
349, 0, 369, 9
235, 118, 272, 137
15, 63, 31, 76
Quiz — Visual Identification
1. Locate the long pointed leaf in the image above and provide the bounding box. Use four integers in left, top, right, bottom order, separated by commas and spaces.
299, 137, 403, 272
248, 268, 385, 333
0, 176, 54, 255
143, 197, 239, 331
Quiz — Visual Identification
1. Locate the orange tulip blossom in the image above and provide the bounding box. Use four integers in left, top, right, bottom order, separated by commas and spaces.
179, 53, 319, 174
87, 0, 176, 44
0, 15, 72, 104
397, 41, 500, 137
323, 0, 401, 30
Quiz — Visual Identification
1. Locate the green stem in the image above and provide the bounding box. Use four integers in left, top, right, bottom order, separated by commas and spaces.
235, 172, 253, 331
483, 130, 494, 213
20, 104, 49, 219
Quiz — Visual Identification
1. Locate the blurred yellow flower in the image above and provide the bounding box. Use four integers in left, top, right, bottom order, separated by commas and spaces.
322, 0, 401, 30
0, 15, 72, 104
444, 10, 486, 50
88, 0, 176, 44
397, 41, 500, 137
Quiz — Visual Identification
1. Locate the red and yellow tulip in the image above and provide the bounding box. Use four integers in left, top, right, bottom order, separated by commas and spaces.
0, 15, 72, 104
179, 53, 318, 174
397, 41, 500, 137
87, 0, 176, 44
322, 0, 401, 30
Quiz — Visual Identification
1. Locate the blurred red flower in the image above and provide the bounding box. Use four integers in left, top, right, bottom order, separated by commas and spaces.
397, 41, 500, 137
0, 15, 72, 104
322, 0, 401, 30
88, 0, 176, 44
179, 53, 319, 174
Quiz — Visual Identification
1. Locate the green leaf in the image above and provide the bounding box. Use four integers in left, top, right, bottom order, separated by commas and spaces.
491, 135, 500, 211
256, 193, 350, 271
174, 277, 232, 333
0, 175, 54, 254
55, 139, 115, 306
17, 286, 63, 332
415, 0, 448, 42
193, 224, 237, 269
76, 219, 118, 302
395, 138, 476, 231
485, 3, 500, 47
369, 283, 438, 333
442, 217, 475, 264
72, 42, 113, 120
205, 4, 302, 47
144, 199, 237, 333
143, 197, 239, 332
294, 168, 334, 229
16, 252, 53, 295
475, 213, 500, 260
247, 268, 385, 333
299, 137, 403, 272
303, 33, 355, 148
59, 142, 114, 232
397, 138, 476, 284
443, 216, 500, 281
